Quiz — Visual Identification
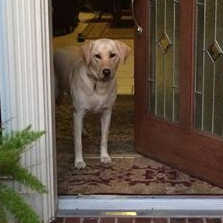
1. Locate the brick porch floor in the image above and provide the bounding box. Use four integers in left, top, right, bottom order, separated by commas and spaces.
53, 218, 223, 223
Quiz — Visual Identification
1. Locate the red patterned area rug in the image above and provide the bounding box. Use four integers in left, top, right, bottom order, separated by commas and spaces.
56, 94, 223, 195
57, 155, 223, 195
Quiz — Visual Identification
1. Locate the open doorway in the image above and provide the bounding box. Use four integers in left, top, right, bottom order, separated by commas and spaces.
53, 0, 223, 196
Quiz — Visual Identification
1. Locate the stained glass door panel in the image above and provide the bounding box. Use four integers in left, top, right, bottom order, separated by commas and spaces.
135, 0, 223, 188
195, 0, 223, 136
149, 0, 180, 122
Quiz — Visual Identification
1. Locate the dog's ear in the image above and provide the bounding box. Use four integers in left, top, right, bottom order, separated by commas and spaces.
79, 41, 94, 65
115, 41, 131, 64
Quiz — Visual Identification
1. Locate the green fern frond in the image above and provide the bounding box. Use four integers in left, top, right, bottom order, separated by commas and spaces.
0, 126, 45, 152
4, 164, 47, 193
0, 184, 41, 223
0, 150, 21, 168
0, 127, 45, 169
0, 126, 46, 223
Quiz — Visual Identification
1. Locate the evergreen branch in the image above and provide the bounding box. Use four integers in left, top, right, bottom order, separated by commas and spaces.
1, 126, 45, 152
0, 184, 41, 223
0, 150, 21, 168
0, 202, 8, 223
8, 164, 47, 193
0, 126, 46, 222
0, 126, 45, 169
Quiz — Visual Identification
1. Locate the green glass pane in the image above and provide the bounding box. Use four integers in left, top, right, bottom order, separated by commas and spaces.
149, 81, 156, 114
213, 55, 223, 135
166, 0, 174, 40
195, 93, 202, 129
165, 46, 173, 120
157, 0, 165, 39
203, 54, 214, 132
174, 88, 179, 122
150, 0, 156, 81
173, 1, 180, 87
156, 46, 165, 117
205, 0, 215, 48
195, 2, 204, 92
217, 0, 223, 48
149, 0, 156, 113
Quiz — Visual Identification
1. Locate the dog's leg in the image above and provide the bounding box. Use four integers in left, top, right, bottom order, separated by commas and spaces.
100, 108, 112, 164
74, 110, 86, 169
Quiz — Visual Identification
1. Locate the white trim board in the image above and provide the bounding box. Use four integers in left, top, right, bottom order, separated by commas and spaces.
57, 195, 223, 217
0, 0, 57, 222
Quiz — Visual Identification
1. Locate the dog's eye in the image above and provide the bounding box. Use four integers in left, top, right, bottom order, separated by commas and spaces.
94, 54, 101, 59
110, 53, 116, 58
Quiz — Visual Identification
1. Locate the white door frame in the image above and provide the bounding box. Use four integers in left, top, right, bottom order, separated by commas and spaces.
0, 0, 57, 222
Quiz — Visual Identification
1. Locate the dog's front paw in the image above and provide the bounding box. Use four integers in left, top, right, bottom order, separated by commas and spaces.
100, 156, 112, 165
75, 160, 86, 169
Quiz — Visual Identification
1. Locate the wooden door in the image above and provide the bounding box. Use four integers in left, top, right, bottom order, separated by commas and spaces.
134, 0, 223, 187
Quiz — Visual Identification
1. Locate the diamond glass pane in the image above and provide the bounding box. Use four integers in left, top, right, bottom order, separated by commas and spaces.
207, 41, 223, 61
158, 33, 172, 54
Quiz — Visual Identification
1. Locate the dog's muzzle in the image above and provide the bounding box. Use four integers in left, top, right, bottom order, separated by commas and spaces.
102, 68, 111, 77
101, 68, 112, 82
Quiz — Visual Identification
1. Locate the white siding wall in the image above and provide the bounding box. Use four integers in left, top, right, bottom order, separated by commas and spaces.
0, 0, 57, 222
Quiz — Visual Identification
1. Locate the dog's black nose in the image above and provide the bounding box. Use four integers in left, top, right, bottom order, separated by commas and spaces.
102, 69, 111, 77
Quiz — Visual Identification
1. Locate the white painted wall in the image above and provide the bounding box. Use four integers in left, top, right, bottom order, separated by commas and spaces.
0, 0, 57, 222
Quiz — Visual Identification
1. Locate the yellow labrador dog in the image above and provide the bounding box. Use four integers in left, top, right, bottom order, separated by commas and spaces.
54, 38, 130, 169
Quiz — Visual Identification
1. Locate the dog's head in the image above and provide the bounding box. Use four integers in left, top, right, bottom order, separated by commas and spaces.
80, 38, 131, 81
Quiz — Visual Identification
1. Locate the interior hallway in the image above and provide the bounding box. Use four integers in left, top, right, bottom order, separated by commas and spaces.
53, 12, 134, 95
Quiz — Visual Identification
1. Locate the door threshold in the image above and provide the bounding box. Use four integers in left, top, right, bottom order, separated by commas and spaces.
57, 195, 223, 217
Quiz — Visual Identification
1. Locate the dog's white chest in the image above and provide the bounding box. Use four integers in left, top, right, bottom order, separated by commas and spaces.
84, 94, 111, 112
